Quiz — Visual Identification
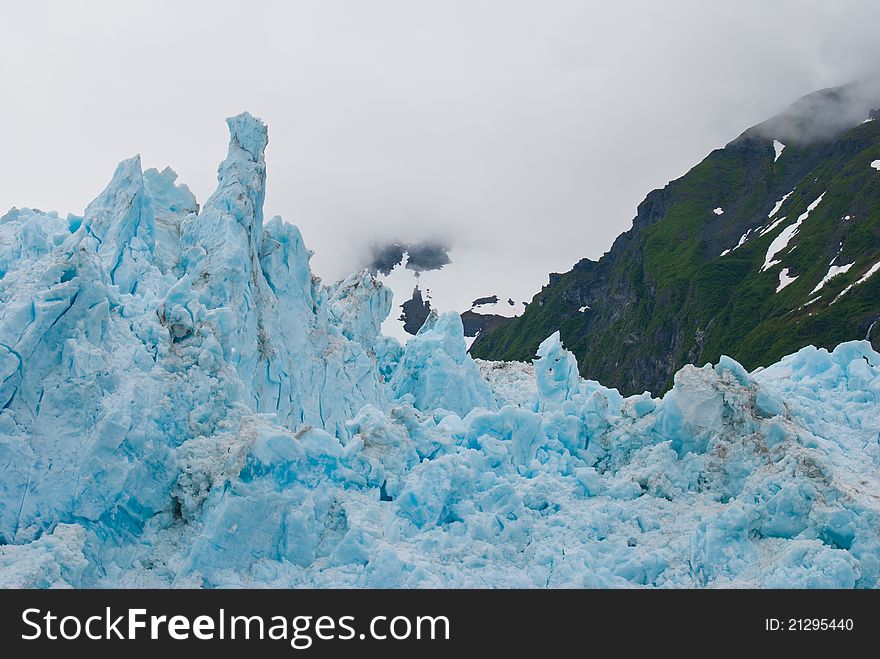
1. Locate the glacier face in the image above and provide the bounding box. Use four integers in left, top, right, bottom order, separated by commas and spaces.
1, 114, 879, 588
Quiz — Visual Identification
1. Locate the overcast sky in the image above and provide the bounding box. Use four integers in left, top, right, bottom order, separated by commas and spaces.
2, 0, 880, 294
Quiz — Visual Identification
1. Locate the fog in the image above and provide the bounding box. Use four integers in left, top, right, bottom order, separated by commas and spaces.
2, 0, 879, 299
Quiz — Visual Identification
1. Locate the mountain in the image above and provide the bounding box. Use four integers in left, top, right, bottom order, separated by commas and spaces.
367, 242, 524, 346
471, 81, 880, 395
461, 295, 519, 339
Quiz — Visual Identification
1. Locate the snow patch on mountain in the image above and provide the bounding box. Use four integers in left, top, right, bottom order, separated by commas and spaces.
720, 228, 755, 257
759, 216, 788, 237
833, 260, 880, 304
773, 140, 786, 162
810, 263, 855, 295
767, 189, 795, 221
761, 192, 825, 272
776, 268, 798, 292
720, 188, 800, 258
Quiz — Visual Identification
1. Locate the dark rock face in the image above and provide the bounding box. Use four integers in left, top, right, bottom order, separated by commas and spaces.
461, 310, 511, 342
400, 286, 432, 335
471, 295, 499, 307
471, 82, 880, 395
867, 318, 880, 352
396, 286, 517, 341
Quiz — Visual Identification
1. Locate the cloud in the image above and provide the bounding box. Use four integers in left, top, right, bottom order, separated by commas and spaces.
1, 0, 879, 298
748, 76, 880, 144
366, 241, 452, 275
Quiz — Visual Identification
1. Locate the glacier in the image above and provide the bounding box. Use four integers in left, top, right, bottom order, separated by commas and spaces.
1, 113, 879, 588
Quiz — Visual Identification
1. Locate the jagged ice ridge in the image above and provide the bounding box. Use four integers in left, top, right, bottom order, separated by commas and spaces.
1, 114, 879, 588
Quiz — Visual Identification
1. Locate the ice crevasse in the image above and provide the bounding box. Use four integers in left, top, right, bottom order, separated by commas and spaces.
1, 113, 879, 588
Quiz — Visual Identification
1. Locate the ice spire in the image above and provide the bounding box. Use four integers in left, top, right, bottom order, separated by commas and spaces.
178, 112, 270, 365
534, 331, 581, 409
82, 155, 155, 294
204, 112, 268, 245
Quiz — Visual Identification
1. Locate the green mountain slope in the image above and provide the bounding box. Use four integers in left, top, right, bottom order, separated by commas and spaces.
470, 82, 880, 395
